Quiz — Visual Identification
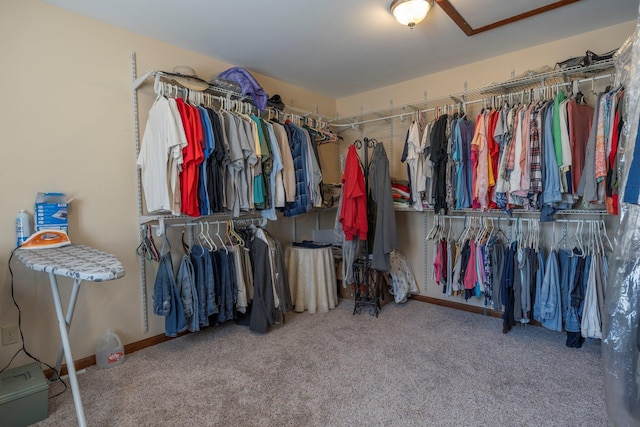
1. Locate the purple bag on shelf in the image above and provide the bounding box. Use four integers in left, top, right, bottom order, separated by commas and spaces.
217, 67, 269, 111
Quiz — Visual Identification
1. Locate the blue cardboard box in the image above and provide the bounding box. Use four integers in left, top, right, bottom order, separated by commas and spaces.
35, 192, 69, 233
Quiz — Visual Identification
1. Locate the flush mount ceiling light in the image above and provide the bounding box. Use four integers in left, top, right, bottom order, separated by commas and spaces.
389, 0, 432, 29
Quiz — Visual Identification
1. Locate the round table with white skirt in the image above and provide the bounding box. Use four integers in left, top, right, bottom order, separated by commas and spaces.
284, 245, 337, 314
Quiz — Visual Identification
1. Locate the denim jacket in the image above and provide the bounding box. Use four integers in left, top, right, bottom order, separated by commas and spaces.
152, 252, 172, 316
540, 250, 563, 332
177, 254, 200, 332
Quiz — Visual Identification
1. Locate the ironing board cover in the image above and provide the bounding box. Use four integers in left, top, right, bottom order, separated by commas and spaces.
15, 244, 125, 282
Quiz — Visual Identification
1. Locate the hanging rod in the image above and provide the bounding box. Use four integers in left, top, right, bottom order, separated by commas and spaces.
140, 213, 236, 224
436, 214, 609, 222
153, 79, 258, 114
263, 106, 331, 129
133, 69, 252, 102
140, 216, 267, 229
331, 60, 615, 128
135, 70, 329, 123
284, 104, 329, 120
425, 208, 608, 216
146, 216, 267, 230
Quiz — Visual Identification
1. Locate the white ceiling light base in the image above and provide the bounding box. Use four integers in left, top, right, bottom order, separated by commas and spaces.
390, 0, 431, 29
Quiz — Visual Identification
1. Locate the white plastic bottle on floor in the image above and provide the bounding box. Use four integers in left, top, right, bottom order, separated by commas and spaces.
96, 329, 125, 369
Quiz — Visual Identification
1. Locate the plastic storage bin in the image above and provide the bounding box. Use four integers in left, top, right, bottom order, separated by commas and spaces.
96, 329, 125, 369
0, 362, 49, 427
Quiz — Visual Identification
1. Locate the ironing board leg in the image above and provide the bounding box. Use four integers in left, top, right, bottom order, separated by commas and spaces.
53, 278, 83, 378
48, 273, 87, 427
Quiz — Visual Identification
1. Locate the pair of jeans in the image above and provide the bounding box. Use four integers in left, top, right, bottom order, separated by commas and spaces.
190, 245, 211, 326
154, 252, 187, 337
215, 250, 237, 324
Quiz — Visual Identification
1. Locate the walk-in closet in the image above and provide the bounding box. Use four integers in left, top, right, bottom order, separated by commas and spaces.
2, 1, 640, 426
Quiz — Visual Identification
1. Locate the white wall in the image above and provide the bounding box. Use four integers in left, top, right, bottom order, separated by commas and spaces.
0, 0, 336, 369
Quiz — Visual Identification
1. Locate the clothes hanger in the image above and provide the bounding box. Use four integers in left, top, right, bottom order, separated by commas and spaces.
181, 224, 191, 255
557, 222, 568, 251
599, 220, 614, 253
475, 217, 485, 244
216, 221, 228, 254
528, 220, 536, 250
595, 220, 604, 256
485, 218, 494, 243
229, 219, 245, 246
136, 224, 161, 262
159, 225, 171, 256
197, 222, 215, 252
590, 221, 600, 256
224, 221, 235, 251
457, 216, 468, 244
574, 221, 585, 257
427, 216, 439, 241
206, 222, 218, 252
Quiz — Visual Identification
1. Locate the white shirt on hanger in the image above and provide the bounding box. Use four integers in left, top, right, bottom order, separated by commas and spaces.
137, 96, 185, 213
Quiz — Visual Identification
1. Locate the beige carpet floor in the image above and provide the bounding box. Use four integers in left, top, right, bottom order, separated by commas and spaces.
34, 299, 608, 426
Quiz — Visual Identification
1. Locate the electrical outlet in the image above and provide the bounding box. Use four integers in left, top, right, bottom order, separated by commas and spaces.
2, 325, 19, 346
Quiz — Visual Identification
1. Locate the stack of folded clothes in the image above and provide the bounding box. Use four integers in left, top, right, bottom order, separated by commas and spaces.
391, 180, 410, 209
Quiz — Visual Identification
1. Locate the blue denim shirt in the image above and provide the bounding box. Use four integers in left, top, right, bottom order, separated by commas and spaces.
284, 124, 309, 217
540, 250, 562, 332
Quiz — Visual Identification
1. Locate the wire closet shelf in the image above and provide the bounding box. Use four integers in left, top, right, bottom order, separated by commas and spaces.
330, 59, 616, 129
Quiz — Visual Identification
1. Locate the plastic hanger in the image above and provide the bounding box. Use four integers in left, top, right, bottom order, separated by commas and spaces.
197, 222, 215, 252
457, 216, 468, 244
136, 224, 160, 262
181, 224, 190, 255
205, 222, 218, 252
158, 227, 171, 257
216, 222, 228, 254
428, 215, 440, 241
229, 219, 245, 246
599, 220, 614, 252
574, 221, 585, 257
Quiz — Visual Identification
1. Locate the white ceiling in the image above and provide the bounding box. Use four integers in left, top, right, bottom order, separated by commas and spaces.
41, 0, 638, 98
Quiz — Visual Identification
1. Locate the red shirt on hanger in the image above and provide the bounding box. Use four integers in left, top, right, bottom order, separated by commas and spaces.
175, 98, 204, 217
340, 145, 368, 241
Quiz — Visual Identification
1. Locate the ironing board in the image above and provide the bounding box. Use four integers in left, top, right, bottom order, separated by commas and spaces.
14, 244, 125, 427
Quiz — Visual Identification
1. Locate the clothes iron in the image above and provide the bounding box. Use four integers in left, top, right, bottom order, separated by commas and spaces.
20, 230, 71, 249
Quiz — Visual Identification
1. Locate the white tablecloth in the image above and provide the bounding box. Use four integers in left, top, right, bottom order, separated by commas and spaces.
285, 245, 337, 314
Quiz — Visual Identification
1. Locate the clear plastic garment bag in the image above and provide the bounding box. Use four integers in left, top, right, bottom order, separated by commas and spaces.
602, 10, 640, 425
